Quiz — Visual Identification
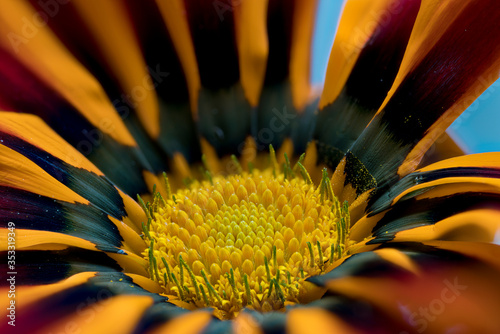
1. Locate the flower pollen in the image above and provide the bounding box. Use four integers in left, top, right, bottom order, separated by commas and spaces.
141, 150, 351, 319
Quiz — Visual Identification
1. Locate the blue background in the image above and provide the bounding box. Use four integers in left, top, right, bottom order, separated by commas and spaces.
310, 0, 500, 154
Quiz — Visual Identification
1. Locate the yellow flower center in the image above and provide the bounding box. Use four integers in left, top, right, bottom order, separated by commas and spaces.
141, 151, 351, 319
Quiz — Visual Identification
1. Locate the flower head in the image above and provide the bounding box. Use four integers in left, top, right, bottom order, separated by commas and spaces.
1, 0, 500, 333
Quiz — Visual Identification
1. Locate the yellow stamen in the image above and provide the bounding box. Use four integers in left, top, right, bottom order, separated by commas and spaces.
142, 151, 352, 319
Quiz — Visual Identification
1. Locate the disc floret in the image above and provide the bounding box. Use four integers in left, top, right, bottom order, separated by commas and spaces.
141, 151, 351, 319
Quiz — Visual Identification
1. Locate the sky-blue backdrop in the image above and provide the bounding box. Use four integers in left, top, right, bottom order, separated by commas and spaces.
311, 0, 500, 154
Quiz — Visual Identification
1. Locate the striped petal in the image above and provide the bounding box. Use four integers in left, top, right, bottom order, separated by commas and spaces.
147, 311, 212, 334
0, 112, 146, 228
0, 0, 133, 145
33, 0, 202, 168
287, 308, 362, 334
416, 132, 464, 168
310, 243, 500, 333
257, 0, 319, 153
370, 152, 500, 214
123, 0, 201, 163
350, 0, 500, 190
0, 113, 145, 223
0, 1, 158, 196
0, 114, 149, 265
68, 0, 160, 140
233, 0, 269, 108
316, 0, 421, 166
349, 153, 500, 244
0, 249, 126, 284
42, 295, 153, 334
181, 0, 252, 156
0, 272, 169, 334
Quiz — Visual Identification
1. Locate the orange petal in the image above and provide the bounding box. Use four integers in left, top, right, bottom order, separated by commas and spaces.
233, 0, 269, 107
289, 0, 318, 112
148, 311, 212, 334
349, 0, 500, 190
38, 295, 153, 334
287, 307, 363, 334
0, 0, 136, 146
71, 0, 160, 138
319, 0, 396, 108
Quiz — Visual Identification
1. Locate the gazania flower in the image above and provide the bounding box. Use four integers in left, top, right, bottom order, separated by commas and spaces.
1, 0, 500, 332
